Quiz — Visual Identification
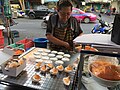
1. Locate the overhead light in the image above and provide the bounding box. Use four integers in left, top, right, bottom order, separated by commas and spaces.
41, 0, 44, 4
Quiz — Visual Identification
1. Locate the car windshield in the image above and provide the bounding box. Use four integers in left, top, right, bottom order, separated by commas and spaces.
34, 5, 48, 10
72, 8, 85, 14
79, 10, 85, 14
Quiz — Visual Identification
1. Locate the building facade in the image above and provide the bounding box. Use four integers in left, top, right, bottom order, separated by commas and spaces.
84, 0, 120, 13
111, 0, 120, 13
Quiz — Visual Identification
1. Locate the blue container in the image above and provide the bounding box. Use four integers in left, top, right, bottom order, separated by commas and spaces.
33, 38, 48, 48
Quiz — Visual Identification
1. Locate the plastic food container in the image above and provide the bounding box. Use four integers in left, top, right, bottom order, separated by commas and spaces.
33, 38, 48, 48
0, 47, 26, 77
1, 59, 26, 77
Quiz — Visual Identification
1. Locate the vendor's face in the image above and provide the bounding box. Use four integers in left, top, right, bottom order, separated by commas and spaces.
58, 6, 72, 23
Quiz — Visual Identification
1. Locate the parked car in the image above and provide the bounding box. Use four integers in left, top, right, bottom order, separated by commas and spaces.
25, 6, 55, 19
72, 7, 97, 23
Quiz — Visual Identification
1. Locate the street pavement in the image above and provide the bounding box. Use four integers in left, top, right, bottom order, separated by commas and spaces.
3, 18, 46, 46
3, 13, 115, 46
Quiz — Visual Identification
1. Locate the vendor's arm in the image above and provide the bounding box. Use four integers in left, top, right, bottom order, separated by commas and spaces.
46, 34, 71, 50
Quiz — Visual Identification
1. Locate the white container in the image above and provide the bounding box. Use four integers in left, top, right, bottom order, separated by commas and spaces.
0, 47, 26, 77
1, 60, 26, 77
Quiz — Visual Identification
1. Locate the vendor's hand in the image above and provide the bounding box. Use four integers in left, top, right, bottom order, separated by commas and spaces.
64, 42, 72, 51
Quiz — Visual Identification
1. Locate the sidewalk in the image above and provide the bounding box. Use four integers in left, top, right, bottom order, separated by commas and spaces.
93, 12, 115, 19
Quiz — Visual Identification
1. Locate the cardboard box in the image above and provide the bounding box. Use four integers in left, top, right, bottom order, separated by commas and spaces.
0, 47, 26, 77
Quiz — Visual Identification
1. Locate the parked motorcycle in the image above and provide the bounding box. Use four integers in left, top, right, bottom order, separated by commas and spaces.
91, 14, 113, 34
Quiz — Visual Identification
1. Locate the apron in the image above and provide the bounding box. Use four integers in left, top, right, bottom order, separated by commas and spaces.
49, 22, 74, 51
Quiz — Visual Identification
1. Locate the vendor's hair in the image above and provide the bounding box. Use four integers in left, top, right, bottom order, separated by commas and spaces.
57, 0, 73, 11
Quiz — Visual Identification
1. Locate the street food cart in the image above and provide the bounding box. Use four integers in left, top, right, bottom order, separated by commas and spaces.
0, 34, 120, 90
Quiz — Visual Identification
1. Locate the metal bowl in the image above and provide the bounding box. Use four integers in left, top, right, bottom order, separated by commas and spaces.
88, 63, 120, 87
88, 56, 120, 87
89, 68, 120, 87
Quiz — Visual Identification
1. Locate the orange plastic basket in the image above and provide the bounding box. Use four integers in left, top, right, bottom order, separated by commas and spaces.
16, 38, 34, 50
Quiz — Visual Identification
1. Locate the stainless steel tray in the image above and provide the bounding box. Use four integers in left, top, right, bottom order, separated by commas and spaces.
0, 64, 76, 90
0, 47, 79, 90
